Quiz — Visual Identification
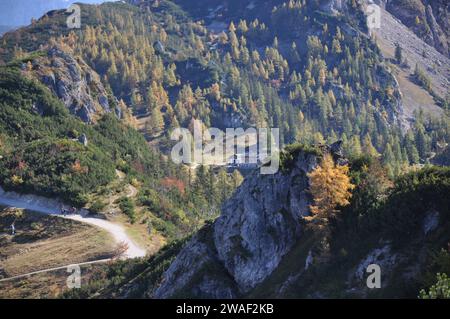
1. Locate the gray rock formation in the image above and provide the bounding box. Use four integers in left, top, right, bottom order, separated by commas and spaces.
34, 46, 112, 123
154, 145, 335, 298
320, 0, 345, 15
423, 210, 439, 235
374, 63, 409, 131
213, 152, 316, 293
153, 228, 239, 298
384, 0, 449, 57
371, 3, 449, 123
78, 133, 88, 147
425, 5, 448, 57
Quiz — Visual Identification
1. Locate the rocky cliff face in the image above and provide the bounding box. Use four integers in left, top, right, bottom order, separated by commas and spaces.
28, 46, 113, 123
150, 146, 449, 299
154, 146, 325, 298
384, 0, 449, 57
320, 0, 347, 15
213, 153, 316, 293
369, 1, 449, 123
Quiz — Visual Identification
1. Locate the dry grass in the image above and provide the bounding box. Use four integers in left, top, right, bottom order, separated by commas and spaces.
0, 263, 108, 299
396, 69, 444, 118
0, 209, 115, 278
375, 37, 443, 120
110, 212, 165, 255
87, 170, 166, 255
0, 268, 71, 299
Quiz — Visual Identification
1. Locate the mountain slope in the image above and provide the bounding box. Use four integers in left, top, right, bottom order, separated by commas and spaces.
153, 145, 450, 299
372, 4, 449, 121
382, 0, 449, 58
0, 59, 235, 244
1, 0, 448, 177
154, 144, 321, 298
25, 45, 122, 123
60, 145, 450, 299
0, 0, 105, 27
0, 0, 447, 298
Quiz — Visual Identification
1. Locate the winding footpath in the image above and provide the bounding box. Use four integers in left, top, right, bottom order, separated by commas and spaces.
0, 259, 111, 283
0, 186, 146, 282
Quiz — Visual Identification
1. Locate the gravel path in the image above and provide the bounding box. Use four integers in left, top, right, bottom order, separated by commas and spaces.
0, 187, 146, 259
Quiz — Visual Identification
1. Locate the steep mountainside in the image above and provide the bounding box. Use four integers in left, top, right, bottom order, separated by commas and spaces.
153, 145, 450, 299
0, 0, 105, 27
154, 145, 320, 298
371, 3, 449, 120
0, 0, 448, 299
381, 0, 449, 58
3, 0, 447, 179
62, 145, 450, 299
25, 46, 120, 123
0, 58, 235, 243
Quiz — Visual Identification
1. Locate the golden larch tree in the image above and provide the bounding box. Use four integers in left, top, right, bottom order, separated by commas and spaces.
307, 153, 355, 218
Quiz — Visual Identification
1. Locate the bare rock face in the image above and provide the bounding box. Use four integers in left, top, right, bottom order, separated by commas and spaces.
213, 152, 317, 293
385, 0, 449, 57
154, 229, 239, 299
425, 5, 448, 57
374, 64, 409, 131
33, 46, 112, 123
320, 0, 346, 15
154, 146, 334, 298
369, 0, 450, 129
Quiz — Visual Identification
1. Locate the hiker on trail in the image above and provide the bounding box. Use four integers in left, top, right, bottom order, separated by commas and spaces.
70, 207, 76, 215
11, 223, 15, 236
61, 205, 66, 216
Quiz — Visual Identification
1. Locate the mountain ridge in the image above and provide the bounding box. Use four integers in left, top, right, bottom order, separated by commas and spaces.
60, 144, 450, 299
0, 0, 449, 299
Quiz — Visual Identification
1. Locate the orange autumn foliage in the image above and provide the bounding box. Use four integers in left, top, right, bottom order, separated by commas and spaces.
161, 177, 186, 195
307, 153, 355, 218
71, 159, 88, 174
